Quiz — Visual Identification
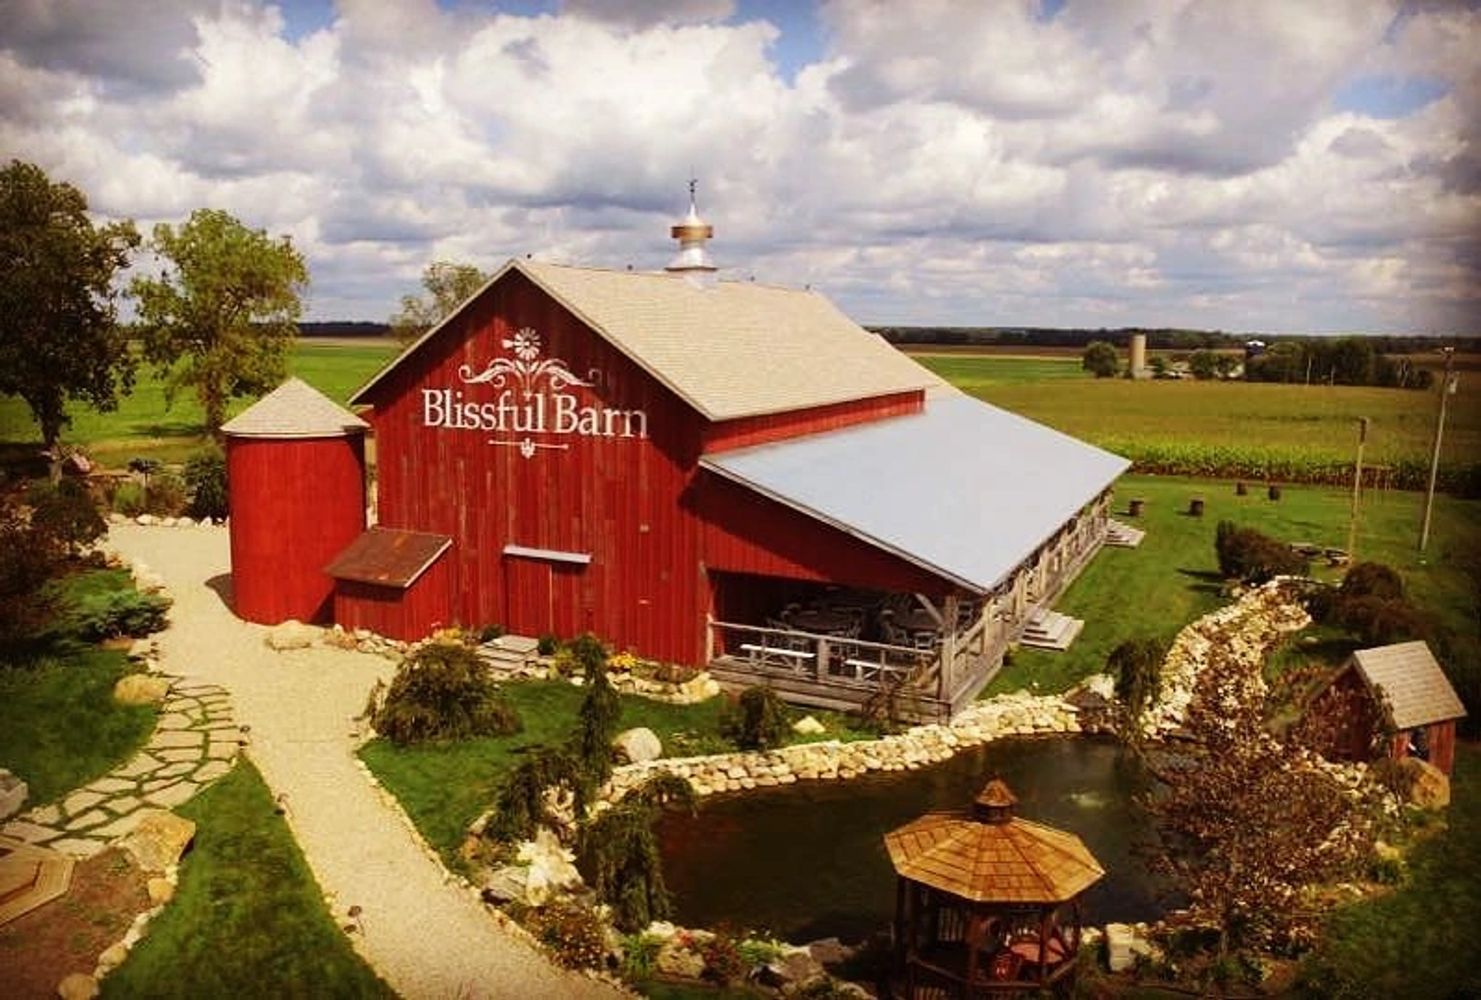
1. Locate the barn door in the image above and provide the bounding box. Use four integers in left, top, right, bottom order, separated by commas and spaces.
503, 557, 555, 637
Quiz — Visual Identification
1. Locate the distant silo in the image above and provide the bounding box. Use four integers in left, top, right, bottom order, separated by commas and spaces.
221, 378, 368, 625
1130, 332, 1148, 379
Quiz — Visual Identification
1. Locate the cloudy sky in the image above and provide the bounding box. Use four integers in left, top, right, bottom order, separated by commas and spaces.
2, 0, 1478, 333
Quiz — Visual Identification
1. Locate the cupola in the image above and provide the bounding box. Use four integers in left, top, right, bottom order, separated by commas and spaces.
665, 180, 717, 287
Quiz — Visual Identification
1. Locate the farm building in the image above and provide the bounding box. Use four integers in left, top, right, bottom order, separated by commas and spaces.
230, 198, 1128, 718
1304, 640, 1466, 775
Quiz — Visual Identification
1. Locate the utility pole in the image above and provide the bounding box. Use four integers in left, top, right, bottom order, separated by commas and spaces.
1347, 417, 1368, 559
1419, 347, 1457, 553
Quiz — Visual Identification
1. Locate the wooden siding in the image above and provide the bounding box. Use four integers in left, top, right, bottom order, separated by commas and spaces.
227, 435, 366, 625
702, 391, 923, 454
333, 546, 454, 641
699, 474, 954, 598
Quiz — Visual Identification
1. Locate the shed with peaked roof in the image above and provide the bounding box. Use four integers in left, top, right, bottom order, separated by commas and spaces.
1303, 640, 1466, 775
884, 779, 1104, 996
223, 378, 368, 626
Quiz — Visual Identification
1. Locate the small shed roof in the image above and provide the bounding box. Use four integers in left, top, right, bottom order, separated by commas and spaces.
701, 394, 1129, 594
884, 780, 1105, 904
324, 528, 452, 589
221, 378, 368, 439
1350, 641, 1466, 730
349, 259, 940, 420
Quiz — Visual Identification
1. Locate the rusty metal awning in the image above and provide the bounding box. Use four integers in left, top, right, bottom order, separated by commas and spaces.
324, 527, 452, 589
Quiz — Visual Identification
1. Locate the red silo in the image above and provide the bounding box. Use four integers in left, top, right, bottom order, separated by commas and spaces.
222, 378, 369, 625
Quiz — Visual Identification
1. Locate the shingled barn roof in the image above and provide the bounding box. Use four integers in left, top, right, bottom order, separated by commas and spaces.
1350, 641, 1466, 730
349, 258, 940, 420
221, 378, 368, 439
884, 780, 1105, 904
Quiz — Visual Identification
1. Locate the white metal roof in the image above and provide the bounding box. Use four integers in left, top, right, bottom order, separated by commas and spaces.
701, 395, 1130, 594
221, 377, 369, 439
349, 259, 940, 420
1351, 641, 1466, 729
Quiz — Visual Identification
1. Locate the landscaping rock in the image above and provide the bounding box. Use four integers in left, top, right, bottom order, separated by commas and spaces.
1401, 757, 1450, 810
791, 715, 826, 736
147, 876, 175, 905
613, 727, 663, 764
1104, 922, 1137, 972
265, 620, 320, 651
479, 864, 530, 904
113, 673, 172, 706
118, 809, 196, 872
656, 936, 705, 979
805, 937, 856, 966
56, 973, 100, 1000
514, 828, 582, 904
761, 948, 826, 988
0, 768, 28, 821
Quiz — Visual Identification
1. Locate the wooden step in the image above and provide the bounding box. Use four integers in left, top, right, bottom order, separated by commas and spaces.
1020, 615, 1084, 651
1105, 518, 1145, 548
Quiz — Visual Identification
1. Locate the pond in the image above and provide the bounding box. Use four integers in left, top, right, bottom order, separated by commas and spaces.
657, 737, 1175, 944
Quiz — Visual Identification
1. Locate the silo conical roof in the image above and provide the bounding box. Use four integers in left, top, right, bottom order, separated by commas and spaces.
221, 377, 369, 439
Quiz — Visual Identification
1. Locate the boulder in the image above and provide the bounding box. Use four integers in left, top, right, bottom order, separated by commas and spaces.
113, 673, 171, 706
56, 973, 99, 1000
1105, 922, 1136, 972
265, 620, 320, 651
479, 864, 530, 904
760, 947, 826, 988
0, 768, 28, 821
1401, 757, 1450, 810
805, 937, 856, 966
792, 715, 826, 736
514, 828, 582, 904
118, 809, 196, 872
147, 876, 175, 905
613, 727, 663, 764
656, 936, 706, 979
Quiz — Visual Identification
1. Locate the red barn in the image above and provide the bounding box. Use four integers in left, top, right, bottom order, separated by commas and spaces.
321, 203, 1126, 717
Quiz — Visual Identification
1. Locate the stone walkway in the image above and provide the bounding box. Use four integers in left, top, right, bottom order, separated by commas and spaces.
103, 524, 622, 1000
2, 678, 239, 857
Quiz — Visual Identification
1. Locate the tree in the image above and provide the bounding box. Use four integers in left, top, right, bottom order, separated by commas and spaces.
1081, 340, 1119, 378
0, 160, 139, 473
390, 260, 488, 343
1188, 349, 1218, 380
131, 209, 308, 434
577, 773, 696, 931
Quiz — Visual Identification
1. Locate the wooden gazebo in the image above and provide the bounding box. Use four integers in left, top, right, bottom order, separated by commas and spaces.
884, 779, 1105, 997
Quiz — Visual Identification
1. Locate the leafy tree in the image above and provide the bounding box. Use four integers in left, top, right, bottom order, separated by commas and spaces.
1081, 339, 1119, 378
390, 260, 488, 344
0, 160, 139, 474
131, 209, 308, 434
1188, 349, 1218, 380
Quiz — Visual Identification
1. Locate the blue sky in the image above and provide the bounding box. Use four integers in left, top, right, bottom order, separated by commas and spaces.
2, 0, 1477, 333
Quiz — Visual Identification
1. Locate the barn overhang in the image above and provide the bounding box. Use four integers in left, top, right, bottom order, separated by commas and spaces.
699, 394, 1130, 596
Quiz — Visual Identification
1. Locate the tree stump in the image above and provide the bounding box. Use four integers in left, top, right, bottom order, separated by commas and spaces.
1235, 481, 1248, 496
1268, 484, 1282, 501
1189, 496, 1205, 517
1128, 498, 1145, 518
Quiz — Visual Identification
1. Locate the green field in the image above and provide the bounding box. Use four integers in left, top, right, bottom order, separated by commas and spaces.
0, 341, 399, 464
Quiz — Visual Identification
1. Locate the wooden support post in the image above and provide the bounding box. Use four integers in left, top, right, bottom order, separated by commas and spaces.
816, 636, 829, 682
1348, 416, 1368, 559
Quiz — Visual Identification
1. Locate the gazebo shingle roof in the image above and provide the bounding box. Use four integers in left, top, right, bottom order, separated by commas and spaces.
221, 377, 368, 439
885, 781, 1105, 904
1350, 641, 1466, 730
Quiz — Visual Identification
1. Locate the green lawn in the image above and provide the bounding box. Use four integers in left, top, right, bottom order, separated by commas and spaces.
908, 352, 1086, 387
102, 759, 394, 999
987, 473, 1481, 698
360, 679, 875, 865
0, 340, 399, 465
1296, 742, 1481, 999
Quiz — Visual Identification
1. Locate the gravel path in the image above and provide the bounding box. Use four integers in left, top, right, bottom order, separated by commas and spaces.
106, 524, 623, 1000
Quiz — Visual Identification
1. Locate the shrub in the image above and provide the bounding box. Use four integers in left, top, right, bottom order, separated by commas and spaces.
371, 641, 522, 745
1339, 562, 1405, 602
489, 747, 585, 842
1082, 340, 1119, 378
476, 623, 504, 643
1107, 636, 1166, 722
183, 448, 229, 520
721, 685, 790, 750
537, 632, 559, 656
700, 926, 747, 985
524, 898, 607, 970
0, 500, 64, 652
571, 638, 621, 788
144, 469, 187, 516
1333, 595, 1429, 647
1214, 519, 1307, 583
112, 481, 147, 516
577, 773, 696, 932
619, 933, 664, 981
70, 588, 172, 641
27, 478, 105, 555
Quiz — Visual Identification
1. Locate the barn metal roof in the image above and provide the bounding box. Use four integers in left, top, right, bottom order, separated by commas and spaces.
324, 527, 451, 589
221, 377, 369, 439
701, 394, 1129, 594
1350, 641, 1466, 729
884, 780, 1105, 904
349, 259, 940, 420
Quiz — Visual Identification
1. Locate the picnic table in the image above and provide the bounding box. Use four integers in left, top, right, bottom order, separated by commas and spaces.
789, 609, 857, 635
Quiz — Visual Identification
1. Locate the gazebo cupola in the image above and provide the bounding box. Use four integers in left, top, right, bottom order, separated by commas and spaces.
665, 180, 717, 287
884, 778, 1105, 996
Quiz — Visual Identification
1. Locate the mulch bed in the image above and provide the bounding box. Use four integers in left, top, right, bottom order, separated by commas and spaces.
0, 848, 149, 999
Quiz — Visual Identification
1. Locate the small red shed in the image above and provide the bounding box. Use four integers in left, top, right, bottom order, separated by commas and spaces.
325, 526, 454, 639
222, 378, 368, 625
1306, 640, 1467, 775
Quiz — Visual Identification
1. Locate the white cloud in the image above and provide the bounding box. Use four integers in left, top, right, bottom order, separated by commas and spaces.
0, 0, 1475, 333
